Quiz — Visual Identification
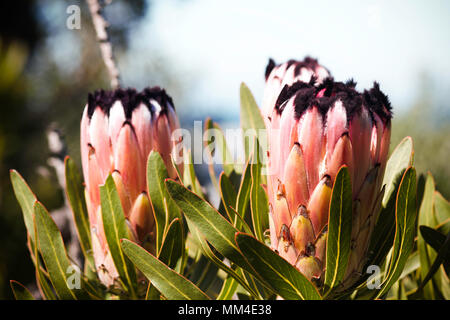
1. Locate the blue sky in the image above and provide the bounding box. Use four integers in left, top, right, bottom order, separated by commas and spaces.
122, 0, 450, 119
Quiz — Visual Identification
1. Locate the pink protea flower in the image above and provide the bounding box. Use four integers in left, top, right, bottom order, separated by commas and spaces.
265, 78, 392, 288
80, 87, 181, 286
262, 57, 330, 122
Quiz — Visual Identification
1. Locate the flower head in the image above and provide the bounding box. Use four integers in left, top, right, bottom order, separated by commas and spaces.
262, 57, 330, 122
265, 77, 392, 288
80, 87, 181, 286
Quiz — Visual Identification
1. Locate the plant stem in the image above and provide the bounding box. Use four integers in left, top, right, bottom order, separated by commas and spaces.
86, 0, 121, 89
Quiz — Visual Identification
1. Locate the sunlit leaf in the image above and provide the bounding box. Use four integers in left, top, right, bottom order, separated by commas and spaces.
34, 202, 88, 300
147, 151, 181, 255
367, 137, 414, 268
324, 166, 353, 295
376, 167, 417, 298
166, 179, 252, 272
417, 172, 437, 299
236, 233, 322, 300
240, 82, 266, 160
100, 175, 137, 297
64, 157, 92, 258
10, 281, 34, 300
121, 239, 209, 300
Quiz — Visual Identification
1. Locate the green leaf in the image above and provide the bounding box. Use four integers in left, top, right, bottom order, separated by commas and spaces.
367, 137, 414, 267
31, 230, 56, 300
376, 167, 417, 298
204, 118, 237, 188
417, 172, 437, 299
240, 82, 266, 160
183, 148, 204, 197
121, 239, 209, 300
166, 179, 252, 271
158, 218, 184, 269
10, 170, 37, 242
186, 218, 260, 298
64, 157, 92, 258
250, 138, 269, 242
147, 151, 181, 255
434, 191, 450, 225
217, 276, 239, 300
236, 233, 322, 300
235, 159, 252, 231
219, 172, 238, 222
416, 228, 450, 293
419, 226, 450, 274
212, 121, 237, 176
34, 202, 88, 300
324, 166, 353, 295
382, 137, 414, 207
10, 281, 34, 300
100, 175, 137, 296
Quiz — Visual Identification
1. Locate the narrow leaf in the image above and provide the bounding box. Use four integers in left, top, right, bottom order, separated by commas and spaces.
219, 172, 238, 222
324, 166, 353, 294
34, 202, 87, 300
166, 179, 252, 271
236, 233, 322, 300
240, 82, 266, 160
10, 281, 34, 300
147, 151, 181, 254
100, 175, 137, 296
64, 157, 92, 257
376, 167, 417, 298
121, 239, 209, 300
158, 218, 184, 269
367, 137, 414, 267
10, 170, 37, 242
417, 172, 437, 299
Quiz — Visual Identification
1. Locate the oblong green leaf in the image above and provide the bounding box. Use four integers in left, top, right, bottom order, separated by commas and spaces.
236, 233, 322, 300
420, 226, 450, 273
121, 239, 209, 300
418, 227, 450, 287
219, 172, 238, 222
382, 137, 414, 206
147, 151, 181, 255
235, 159, 252, 231
217, 276, 238, 300
166, 179, 252, 271
158, 218, 184, 269
377, 167, 417, 298
250, 138, 268, 242
240, 82, 266, 160
34, 201, 88, 300
64, 157, 92, 257
367, 136, 414, 267
10, 170, 37, 242
186, 218, 260, 298
10, 280, 35, 300
324, 166, 353, 294
417, 172, 437, 299
100, 175, 137, 296
434, 191, 450, 225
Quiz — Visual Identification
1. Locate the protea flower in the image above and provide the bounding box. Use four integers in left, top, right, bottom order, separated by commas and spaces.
262, 57, 330, 122
80, 87, 181, 286
265, 78, 392, 289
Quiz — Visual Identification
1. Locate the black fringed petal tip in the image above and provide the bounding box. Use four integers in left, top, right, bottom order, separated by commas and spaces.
265, 56, 329, 81
87, 87, 175, 119
275, 78, 393, 122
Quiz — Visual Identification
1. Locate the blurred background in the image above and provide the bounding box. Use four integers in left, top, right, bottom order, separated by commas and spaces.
0, 0, 449, 299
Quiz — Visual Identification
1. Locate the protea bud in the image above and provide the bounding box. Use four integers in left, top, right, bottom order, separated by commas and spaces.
80, 87, 181, 286
265, 77, 392, 290
262, 57, 330, 122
